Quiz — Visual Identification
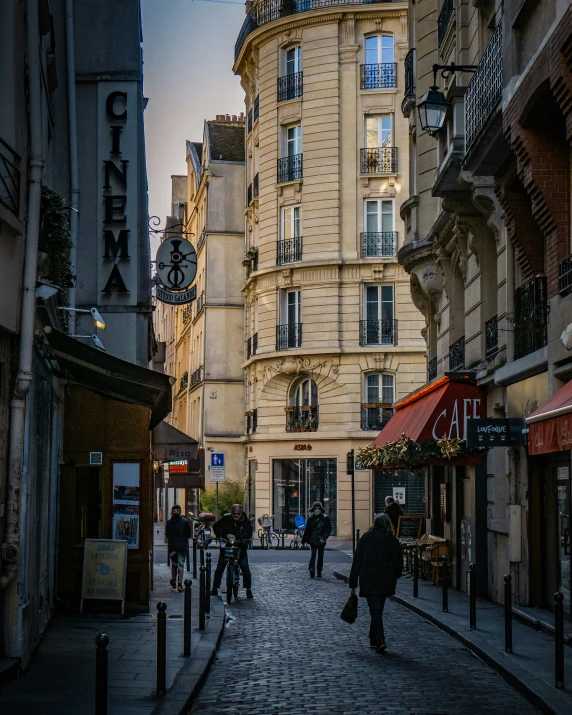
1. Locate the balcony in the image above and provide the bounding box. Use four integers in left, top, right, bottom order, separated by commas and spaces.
361, 404, 394, 431
197, 227, 206, 253
438, 0, 454, 47
277, 236, 302, 265
465, 20, 502, 153
286, 405, 318, 433
253, 173, 259, 198
360, 147, 397, 175
360, 63, 397, 90
276, 323, 302, 350
449, 335, 465, 371
278, 72, 303, 102
182, 305, 193, 325
360, 319, 397, 347
428, 356, 437, 382
361, 232, 397, 258
485, 314, 498, 359
196, 291, 205, 314
404, 48, 415, 99
0, 137, 21, 215
180, 372, 189, 391
190, 366, 203, 386
245, 409, 258, 434
559, 254, 572, 295
247, 108, 253, 134
514, 276, 548, 360
278, 154, 303, 183
253, 95, 259, 122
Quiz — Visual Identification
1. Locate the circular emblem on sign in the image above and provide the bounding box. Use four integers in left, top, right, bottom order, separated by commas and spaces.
155, 236, 197, 291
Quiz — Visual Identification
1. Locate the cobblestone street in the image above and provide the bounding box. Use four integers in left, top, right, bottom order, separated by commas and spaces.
191, 557, 539, 715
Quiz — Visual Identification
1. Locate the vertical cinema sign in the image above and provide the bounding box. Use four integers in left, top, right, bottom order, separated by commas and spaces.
98, 84, 137, 299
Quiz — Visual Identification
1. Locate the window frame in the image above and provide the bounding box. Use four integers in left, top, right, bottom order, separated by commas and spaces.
281, 204, 302, 240
364, 34, 395, 65
286, 45, 302, 75
364, 114, 392, 148
363, 283, 395, 322
285, 124, 303, 157
364, 372, 395, 405
364, 199, 394, 233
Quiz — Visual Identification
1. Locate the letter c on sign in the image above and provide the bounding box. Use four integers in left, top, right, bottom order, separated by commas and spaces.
432, 409, 447, 440
106, 91, 127, 120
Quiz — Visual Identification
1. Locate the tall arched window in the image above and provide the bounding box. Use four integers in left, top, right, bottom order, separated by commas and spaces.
286, 377, 318, 432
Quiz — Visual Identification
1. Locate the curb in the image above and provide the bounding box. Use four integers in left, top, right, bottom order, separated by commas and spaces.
151, 597, 226, 715
333, 568, 567, 715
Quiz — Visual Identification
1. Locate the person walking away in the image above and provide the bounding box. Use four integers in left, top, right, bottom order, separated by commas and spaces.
348, 513, 403, 653
211, 504, 254, 598
165, 505, 192, 592
302, 501, 332, 578
384, 496, 404, 533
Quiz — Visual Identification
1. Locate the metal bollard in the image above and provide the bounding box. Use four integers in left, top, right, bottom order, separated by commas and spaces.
200, 544, 205, 567
413, 548, 419, 598
206, 552, 212, 615
186, 545, 190, 573
442, 555, 448, 613
554, 592, 564, 689
192, 537, 197, 579
281, 529, 285, 549
504, 575, 512, 653
469, 563, 477, 630
156, 602, 167, 696
184, 579, 192, 656
95, 633, 109, 715
199, 565, 206, 631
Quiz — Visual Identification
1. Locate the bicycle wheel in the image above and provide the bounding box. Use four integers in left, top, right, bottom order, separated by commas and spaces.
226, 564, 233, 604
289, 536, 298, 549
270, 532, 280, 549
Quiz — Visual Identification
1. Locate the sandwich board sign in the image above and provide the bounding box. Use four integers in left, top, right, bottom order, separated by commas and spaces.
209, 452, 225, 483
81, 538, 128, 614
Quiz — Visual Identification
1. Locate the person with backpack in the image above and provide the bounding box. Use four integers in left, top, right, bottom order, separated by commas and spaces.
301, 501, 332, 578
165, 505, 192, 592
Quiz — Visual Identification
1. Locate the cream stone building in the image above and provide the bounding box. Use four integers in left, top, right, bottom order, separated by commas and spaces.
153, 116, 246, 515
233, 0, 426, 538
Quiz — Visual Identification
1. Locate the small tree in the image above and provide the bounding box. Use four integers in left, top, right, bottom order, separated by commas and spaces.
200, 481, 245, 518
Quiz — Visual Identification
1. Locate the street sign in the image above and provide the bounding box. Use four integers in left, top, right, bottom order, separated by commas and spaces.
466, 418, 526, 448
209, 452, 225, 483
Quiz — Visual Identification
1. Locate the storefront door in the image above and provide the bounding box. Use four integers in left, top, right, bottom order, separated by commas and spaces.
272, 459, 337, 535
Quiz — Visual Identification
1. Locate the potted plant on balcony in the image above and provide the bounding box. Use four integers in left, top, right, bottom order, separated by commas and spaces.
242, 245, 258, 267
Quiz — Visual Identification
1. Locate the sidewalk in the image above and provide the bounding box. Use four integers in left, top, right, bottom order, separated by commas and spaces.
334, 563, 572, 715
0, 564, 224, 715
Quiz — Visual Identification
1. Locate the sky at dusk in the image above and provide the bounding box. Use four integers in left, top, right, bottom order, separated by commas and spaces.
141, 0, 246, 250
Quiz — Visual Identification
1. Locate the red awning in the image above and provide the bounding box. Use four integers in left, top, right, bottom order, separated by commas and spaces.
374, 375, 486, 447
526, 380, 572, 455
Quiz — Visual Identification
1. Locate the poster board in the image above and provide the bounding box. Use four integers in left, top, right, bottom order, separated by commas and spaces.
396, 515, 423, 539
112, 462, 140, 549
81, 539, 128, 614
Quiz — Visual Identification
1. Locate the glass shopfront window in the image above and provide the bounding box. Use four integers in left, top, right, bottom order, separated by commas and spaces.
272, 459, 337, 535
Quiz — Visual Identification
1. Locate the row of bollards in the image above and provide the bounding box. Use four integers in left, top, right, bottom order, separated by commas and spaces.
410, 558, 565, 689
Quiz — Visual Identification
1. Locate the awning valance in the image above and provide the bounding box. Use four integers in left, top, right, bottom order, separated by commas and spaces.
44, 328, 174, 428
374, 375, 486, 448
526, 380, 572, 455
153, 420, 199, 464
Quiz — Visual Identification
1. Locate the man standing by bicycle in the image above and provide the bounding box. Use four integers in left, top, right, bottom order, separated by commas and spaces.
211, 504, 254, 598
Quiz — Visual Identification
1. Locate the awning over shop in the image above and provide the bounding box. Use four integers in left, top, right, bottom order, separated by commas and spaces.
44, 328, 174, 428
153, 420, 199, 464
374, 375, 486, 447
526, 380, 572, 455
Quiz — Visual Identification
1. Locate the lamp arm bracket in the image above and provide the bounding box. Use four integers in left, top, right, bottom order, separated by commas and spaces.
432, 63, 479, 86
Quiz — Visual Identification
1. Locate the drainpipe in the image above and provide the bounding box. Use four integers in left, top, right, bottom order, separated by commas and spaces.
65, 0, 79, 314
0, 0, 45, 633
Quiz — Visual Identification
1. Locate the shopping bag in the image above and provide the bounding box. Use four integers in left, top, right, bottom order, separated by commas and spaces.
340, 592, 358, 624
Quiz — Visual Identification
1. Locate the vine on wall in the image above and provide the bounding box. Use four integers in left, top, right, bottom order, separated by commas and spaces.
39, 188, 73, 314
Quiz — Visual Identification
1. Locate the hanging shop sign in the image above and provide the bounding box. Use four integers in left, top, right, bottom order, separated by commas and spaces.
156, 284, 196, 305
154, 235, 198, 305
466, 419, 526, 448
81, 539, 128, 614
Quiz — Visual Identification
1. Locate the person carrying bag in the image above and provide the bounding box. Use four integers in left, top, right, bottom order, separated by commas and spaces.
348, 513, 403, 653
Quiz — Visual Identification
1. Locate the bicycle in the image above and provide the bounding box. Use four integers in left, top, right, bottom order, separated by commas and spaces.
221, 535, 248, 604
290, 514, 308, 549
257, 514, 280, 549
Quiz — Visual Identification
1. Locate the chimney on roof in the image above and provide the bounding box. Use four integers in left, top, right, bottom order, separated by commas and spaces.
225, 114, 231, 121
215, 114, 223, 120
239, 112, 245, 120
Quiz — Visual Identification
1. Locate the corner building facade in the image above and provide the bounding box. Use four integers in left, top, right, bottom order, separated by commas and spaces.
234, 0, 426, 538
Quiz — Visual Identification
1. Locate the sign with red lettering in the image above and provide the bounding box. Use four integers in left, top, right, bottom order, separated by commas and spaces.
528, 413, 572, 455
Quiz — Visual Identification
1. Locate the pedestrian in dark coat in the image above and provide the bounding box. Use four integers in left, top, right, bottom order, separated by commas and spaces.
348, 513, 403, 653
384, 496, 404, 533
211, 504, 254, 598
165, 505, 192, 592
301, 501, 332, 578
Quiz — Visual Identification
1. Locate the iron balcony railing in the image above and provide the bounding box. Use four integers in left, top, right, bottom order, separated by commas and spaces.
428, 356, 437, 382
254, 95, 260, 121
180, 372, 189, 391
286, 405, 318, 433
252, 332, 258, 355
234, 0, 400, 62
485, 314, 498, 359
514, 275, 548, 360
278, 154, 303, 183
438, 0, 454, 47
360, 63, 397, 90
253, 173, 259, 197
361, 147, 397, 174
558, 254, 572, 295
247, 183, 253, 205
190, 366, 203, 386
465, 20, 502, 152
361, 405, 394, 431
0, 137, 21, 215
276, 323, 302, 350
449, 335, 465, 371
404, 48, 415, 98
246, 337, 252, 360
361, 232, 397, 258
278, 71, 303, 101
197, 227, 206, 253
359, 319, 397, 346
248, 108, 253, 133
182, 305, 193, 324
277, 236, 302, 264
196, 291, 205, 314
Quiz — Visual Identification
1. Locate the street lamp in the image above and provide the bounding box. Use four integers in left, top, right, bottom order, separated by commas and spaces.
417, 63, 478, 136
59, 306, 107, 330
